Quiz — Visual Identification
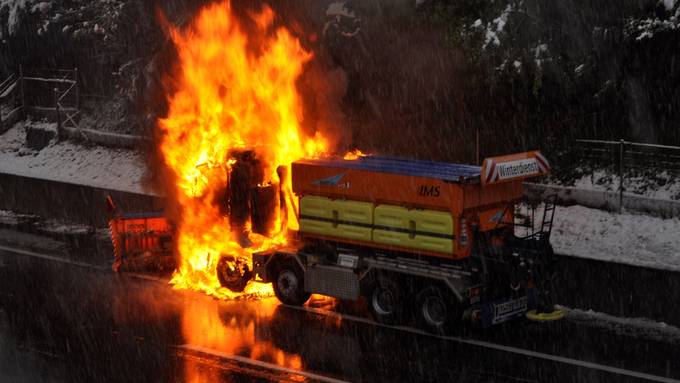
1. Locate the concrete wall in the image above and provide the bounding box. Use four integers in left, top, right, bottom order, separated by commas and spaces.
554, 254, 680, 326
0, 172, 165, 227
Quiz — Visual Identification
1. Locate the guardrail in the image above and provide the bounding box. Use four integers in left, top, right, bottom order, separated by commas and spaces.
1, 66, 149, 149
0, 72, 22, 133
571, 139, 680, 211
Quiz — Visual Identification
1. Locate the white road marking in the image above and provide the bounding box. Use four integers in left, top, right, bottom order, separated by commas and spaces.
289, 304, 680, 383
0, 244, 108, 271
177, 344, 350, 383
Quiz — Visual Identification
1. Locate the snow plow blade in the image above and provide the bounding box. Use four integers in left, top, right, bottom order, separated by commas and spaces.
107, 196, 175, 272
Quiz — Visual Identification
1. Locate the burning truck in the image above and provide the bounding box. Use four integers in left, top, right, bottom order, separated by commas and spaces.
111, 149, 563, 330
251, 151, 562, 330
109, 1, 563, 332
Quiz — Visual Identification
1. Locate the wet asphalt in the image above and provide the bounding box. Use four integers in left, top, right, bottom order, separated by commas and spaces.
0, 240, 679, 382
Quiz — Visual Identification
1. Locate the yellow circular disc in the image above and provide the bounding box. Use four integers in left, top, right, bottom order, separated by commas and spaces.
526, 309, 565, 322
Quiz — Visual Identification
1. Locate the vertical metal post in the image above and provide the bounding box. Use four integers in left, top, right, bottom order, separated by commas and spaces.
19, 64, 25, 112
475, 126, 480, 165
619, 139, 624, 212
54, 88, 62, 140
74, 67, 79, 109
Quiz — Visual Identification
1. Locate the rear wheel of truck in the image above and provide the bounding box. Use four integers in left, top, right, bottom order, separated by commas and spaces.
367, 274, 404, 325
273, 260, 311, 306
415, 285, 460, 334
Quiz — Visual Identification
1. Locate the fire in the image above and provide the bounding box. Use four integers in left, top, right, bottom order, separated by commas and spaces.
179, 298, 304, 382
158, 1, 329, 299
343, 148, 367, 160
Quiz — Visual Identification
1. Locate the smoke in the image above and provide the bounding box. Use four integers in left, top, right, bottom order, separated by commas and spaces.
296, 0, 470, 161
225, 0, 471, 160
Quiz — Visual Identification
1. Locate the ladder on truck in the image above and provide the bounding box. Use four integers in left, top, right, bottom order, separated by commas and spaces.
537, 194, 557, 242
496, 194, 557, 241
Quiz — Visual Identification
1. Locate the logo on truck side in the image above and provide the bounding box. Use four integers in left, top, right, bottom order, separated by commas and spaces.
419, 185, 440, 197
312, 173, 345, 186
492, 296, 528, 324
312, 173, 350, 189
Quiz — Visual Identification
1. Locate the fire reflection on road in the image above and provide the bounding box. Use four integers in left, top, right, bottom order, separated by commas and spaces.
179, 297, 304, 382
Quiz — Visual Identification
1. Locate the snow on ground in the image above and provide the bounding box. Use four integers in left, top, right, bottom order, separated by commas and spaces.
0, 121, 150, 194
0, 209, 35, 226
570, 169, 680, 201
561, 306, 680, 344
0, 209, 92, 235
550, 204, 680, 272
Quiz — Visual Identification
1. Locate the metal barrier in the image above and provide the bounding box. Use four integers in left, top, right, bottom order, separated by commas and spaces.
0, 72, 23, 133
1, 66, 149, 149
572, 139, 680, 210
0, 66, 80, 136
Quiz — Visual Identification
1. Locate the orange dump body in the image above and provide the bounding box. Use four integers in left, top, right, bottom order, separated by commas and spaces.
292, 151, 549, 260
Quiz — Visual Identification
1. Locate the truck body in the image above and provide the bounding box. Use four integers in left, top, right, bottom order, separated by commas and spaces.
108, 151, 558, 330
252, 151, 557, 330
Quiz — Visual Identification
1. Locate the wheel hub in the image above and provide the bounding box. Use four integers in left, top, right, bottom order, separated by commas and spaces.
372, 287, 395, 315
277, 270, 298, 298
422, 296, 446, 326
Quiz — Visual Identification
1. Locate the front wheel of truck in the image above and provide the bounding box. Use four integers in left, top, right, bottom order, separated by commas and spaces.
272, 260, 310, 306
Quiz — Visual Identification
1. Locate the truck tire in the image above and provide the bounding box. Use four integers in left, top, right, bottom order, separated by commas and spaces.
367, 274, 404, 325
273, 260, 310, 306
415, 285, 460, 334
216, 256, 253, 292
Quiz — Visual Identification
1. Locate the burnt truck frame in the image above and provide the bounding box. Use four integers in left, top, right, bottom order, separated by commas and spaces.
247, 152, 558, 332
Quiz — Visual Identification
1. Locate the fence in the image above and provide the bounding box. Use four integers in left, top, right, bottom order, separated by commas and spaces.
1, 66, 149, 149
0, 72, 23, 133
571, 138, 680, 210
0, 66, 80, 136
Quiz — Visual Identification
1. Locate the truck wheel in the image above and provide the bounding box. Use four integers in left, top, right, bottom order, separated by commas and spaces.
415, 285, 459, 334
216, 255, 253, 292
273, 260, 310, 306
368, 274, 404, 325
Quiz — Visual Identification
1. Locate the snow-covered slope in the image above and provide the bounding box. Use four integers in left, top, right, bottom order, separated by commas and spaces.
552, 205, 680, 272
0, 122, 149, 194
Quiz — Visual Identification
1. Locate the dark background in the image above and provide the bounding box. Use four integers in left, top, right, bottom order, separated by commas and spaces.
2, 0, 678, 163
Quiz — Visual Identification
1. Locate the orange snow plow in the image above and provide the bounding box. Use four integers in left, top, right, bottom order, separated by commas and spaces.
106, 196, 174, 272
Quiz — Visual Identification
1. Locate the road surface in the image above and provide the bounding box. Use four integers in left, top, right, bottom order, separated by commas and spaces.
0, 234, 678, 382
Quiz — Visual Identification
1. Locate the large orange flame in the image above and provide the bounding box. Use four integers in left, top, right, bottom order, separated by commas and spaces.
158, 1, 329, 299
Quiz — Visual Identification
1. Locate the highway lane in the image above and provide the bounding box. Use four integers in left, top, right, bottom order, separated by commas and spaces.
0, 244, 678, 382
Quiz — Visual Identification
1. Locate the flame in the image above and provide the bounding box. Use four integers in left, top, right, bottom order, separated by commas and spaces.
343, 148, 367, 160
180, 297, 304, 382
158, 1, 329, 299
